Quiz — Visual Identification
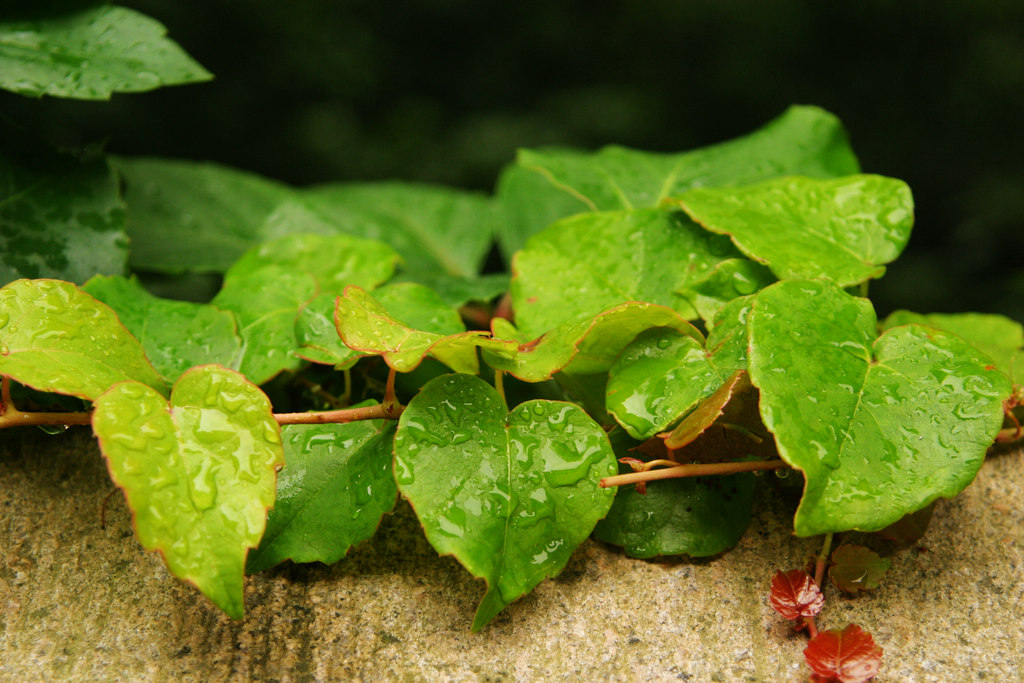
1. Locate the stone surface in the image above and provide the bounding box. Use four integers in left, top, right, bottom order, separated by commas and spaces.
2, 427, 1022, 681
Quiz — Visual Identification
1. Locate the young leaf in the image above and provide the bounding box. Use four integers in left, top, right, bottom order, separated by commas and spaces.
113, 156, 293, 273
769, 569, 824, 620
660, 370, 749, 450
335, 286, 515, 374
748, 280, 1011, 536
511, 208, 746, 337
393, 373, 618, 631
92, 366, 285, 619
593, 468, 754, 558
0, 6, 211, 100
828, 544, 890, 593
246, 412, 397, 574
0, 278, 167, 400
82, 275, 242, 383
483, 302, 702, 383
804, 624, 883, 683
677, 175, 914, 287
1, 146, 126, 284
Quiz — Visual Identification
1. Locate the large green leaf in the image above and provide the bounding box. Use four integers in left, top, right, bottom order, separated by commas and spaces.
0, 278, 167, 399
747, 280, 1011, 536
881, 310, 1024, 385
83, 275, 242, 383
1, 147, 126, 284
394, 374, 618, 630
503, 105, 859, 249
247, 411, 397, 573
482, 302, 702, 383
677, 175, 913, 287
92, 366, 284, 619
511, 208, 746, 337
113, 157, 293, 273
0, 5, 211, 100
262, 182, 498, 278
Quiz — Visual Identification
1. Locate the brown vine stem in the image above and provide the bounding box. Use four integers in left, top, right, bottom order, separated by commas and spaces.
274, 402, 402, 425
599, 459, 789, 488
802, 532, 834, 639
0, 376, 92, 428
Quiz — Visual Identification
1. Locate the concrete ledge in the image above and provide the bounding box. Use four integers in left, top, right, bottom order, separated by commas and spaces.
2, 428, 1022, 681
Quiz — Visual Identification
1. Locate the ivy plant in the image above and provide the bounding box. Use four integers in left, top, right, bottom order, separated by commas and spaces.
1, 5, 1021, 680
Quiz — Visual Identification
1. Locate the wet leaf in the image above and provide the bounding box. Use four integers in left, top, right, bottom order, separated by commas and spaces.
683, 258, 776, 323
507, 105, 858, 248
748, 280, 1011, 536
0, 6, 211, 100
828, 544, 890, 593
512, 208, 747, 337
263, 182, 498, 278
0, 278, 167, 400
82, 275, 242, 383
1, 147, 126, 284
393, 373, 618, 630
483, 302, 702, 383
677, 175, 913, 287
335, 286, 514, 374
92, 366, 284, 619
114, 156, 293, 273
804, 624, 883, 683
495, 163, 589, 263
769, 569, 824, 620
660, 370, 749, 450
246, 411, 397, 573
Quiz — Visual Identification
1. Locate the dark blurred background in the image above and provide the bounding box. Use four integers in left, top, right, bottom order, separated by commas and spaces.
4, 0, 1022, 320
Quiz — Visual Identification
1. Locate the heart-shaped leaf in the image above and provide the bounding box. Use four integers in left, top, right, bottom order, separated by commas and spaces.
247, 410, 397, 573
769, 569, 824, 620
0, 278, 167, 400
748, 280, 1011, 535
92, 366, 284, 619
677, 175, 913, 287
393, 373, 618, 630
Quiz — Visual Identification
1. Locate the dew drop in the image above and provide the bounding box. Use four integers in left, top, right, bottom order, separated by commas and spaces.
774, 468, 790, 479
37, 424, 68, 435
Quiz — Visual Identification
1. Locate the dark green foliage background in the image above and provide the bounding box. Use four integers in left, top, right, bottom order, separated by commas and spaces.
2, 0, 1021, 320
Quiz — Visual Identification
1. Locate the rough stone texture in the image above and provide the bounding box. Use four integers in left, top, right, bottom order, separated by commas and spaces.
2, 427, 1022, 681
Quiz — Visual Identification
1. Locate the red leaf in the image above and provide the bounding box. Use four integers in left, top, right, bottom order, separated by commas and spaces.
804, 624, 883, 682
769, 569, 824, 620
829, 544, 891, 593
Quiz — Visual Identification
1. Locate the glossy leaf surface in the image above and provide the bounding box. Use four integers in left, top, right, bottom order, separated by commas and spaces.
512, 208, 745, 337
247, 411, 397, 573
828, 544, 890, 593
1, 149, 126, 284
0, 278, 167, 400
393, 374, 617, 630
748, 280, 1010, 536
0, 6, 211, 100
92, 366, 284, 619
483, 302, 702, 382
114, 156, 293, 273
83, 275, 242, 383
659, 370, 749, 450
804, 624, 883, 683
769, 569, 824, 620
678, 175, 913, 287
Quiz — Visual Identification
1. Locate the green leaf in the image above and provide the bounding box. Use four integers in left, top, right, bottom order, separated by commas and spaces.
747, 280, 1011, 536
594, 470, 754, 558
0, 278, 167, 400
263, 182, 498, 277
113, 156, 293, 273
684, 258, 776, 323
1, 147, 126, 284
246, 411, 397, 573
92, 366, 284, 619
495, 163, 590, 264
393, 374, 618, 630
390, 272, 511, 309
508, 105, 858, 239
677, 175, 913, 287
828, 544, 890, 593
335, 286, 514, 374
880, 310, 1024, 385
0, 5, 212, 100
82, 275, 242, 383
512, 208, 746, 337
483, 302, 703, 383
294, 293, 359, 367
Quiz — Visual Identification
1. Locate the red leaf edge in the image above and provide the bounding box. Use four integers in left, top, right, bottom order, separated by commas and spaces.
804, 623, 883, 683
769, 569, 824, 620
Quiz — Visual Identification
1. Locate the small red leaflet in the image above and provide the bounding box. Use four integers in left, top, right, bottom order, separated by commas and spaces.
769, 569, 824, 620
804, 623, 883, 682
